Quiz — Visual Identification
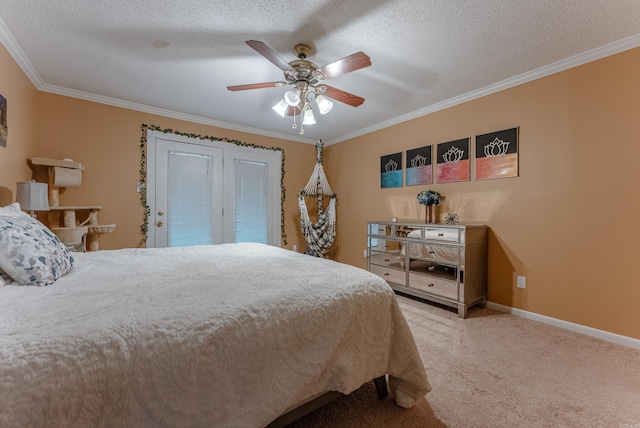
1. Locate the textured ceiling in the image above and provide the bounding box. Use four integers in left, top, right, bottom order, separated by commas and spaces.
1, 1, 639, 145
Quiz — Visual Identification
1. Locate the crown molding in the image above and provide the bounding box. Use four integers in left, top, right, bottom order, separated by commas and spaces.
0, 16, 44, 88
325, 33, 640, 146
0, 18, 314, 145
2, 17, 639, 147
38, 83, 316, 144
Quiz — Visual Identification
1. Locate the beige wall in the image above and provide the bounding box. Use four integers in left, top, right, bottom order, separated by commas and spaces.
326, 47, 640, 340
0, 43, 39, 202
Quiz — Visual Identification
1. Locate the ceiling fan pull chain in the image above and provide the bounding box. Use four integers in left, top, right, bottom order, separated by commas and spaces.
299, 108, 304, 134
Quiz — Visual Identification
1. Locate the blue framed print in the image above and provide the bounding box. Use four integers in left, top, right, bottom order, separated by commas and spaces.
380, 152, 402, 188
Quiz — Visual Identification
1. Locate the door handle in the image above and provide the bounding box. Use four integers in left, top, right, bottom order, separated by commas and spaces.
157, 221, 164, 227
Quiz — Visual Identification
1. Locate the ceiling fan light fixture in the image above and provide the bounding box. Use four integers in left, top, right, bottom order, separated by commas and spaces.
272, 99, 288, 117
302, 108, 316, 125
284, 88, 301, 106
228, 41, 371, 134
315, 95, 333, 115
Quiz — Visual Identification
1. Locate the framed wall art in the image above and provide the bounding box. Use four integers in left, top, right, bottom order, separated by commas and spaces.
406, 145, 432, 186
0, 94, 7, 148
436, 138, 470, 183
475, 127, 519, 180
380, 152, 403, 188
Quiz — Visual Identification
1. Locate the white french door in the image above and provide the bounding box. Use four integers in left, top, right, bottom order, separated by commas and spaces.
146, 130, 281, 248
149, 138, 223, 247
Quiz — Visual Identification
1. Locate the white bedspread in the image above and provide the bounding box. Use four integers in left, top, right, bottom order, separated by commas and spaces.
0, 243, 430, 427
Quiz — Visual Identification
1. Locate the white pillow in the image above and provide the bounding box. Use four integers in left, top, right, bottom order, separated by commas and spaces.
0, 202, 29, 218
0, 204, 75, 286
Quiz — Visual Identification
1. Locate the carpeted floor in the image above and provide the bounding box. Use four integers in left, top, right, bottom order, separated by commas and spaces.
288, 295, 640, 427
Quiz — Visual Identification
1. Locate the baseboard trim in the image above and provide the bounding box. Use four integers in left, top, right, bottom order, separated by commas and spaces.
486, 301, 640, 350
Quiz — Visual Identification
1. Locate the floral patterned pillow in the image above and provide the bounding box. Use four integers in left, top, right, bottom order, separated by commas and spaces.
0, 205, 74, 286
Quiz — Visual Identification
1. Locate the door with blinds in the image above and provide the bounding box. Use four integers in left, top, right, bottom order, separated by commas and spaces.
146, 131, 281, 248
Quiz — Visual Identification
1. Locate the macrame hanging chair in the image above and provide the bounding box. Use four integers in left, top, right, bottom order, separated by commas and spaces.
299, 140, 337, 257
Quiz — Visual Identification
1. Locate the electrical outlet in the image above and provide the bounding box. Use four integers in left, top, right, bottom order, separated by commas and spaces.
292, 245, 297, 252
363, 249, 368, 258
517, 276, 527, 289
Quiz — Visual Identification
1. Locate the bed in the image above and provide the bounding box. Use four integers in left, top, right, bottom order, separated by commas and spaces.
0, 203, 431, 427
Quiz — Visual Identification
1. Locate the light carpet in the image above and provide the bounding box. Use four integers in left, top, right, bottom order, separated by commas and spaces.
289, 295, 640, 427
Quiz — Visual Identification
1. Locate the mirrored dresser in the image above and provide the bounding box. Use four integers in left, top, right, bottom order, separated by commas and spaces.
367, 221, 487, 318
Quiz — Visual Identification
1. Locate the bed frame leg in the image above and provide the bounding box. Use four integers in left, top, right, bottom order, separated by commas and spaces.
373, 375, 388, 398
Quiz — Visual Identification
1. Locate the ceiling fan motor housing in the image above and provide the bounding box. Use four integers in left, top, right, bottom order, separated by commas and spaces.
294, 44, 311, 59
286, 60, 323, 86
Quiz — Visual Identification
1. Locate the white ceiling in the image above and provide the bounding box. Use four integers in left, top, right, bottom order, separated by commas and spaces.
1, 1, 639, 145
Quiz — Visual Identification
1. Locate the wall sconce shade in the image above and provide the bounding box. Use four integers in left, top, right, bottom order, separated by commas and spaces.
16, 180, 50, 217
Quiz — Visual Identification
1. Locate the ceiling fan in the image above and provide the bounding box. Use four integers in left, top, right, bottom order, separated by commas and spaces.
227, 40, 371, 131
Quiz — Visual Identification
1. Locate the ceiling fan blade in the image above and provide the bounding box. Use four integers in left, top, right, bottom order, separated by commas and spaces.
323, 85, 365, 107
246, 40, 295, 72
227, 81, 287, 91
318, 51, 371, 79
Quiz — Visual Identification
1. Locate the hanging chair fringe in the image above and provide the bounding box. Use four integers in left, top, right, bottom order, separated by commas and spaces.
302, 163, 334, 196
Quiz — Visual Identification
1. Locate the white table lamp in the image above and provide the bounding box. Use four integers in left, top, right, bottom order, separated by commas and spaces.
16, 180, 50, 218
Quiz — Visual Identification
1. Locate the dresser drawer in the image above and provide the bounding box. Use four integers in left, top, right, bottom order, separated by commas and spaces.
409, 273, 457, 300
370, 264, 407, 286
406, 242, 460, 264
370, 252, 405, 269
425, 227, 462, 243
409, 260, 457, 281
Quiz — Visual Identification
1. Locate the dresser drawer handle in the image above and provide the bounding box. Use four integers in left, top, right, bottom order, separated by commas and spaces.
438, 233, 444, 237
384, 272, 390, 276
429, 251, 435, 254
384, 258, 390, 262
428, 283, 434, 287
428, 266, 435, 272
